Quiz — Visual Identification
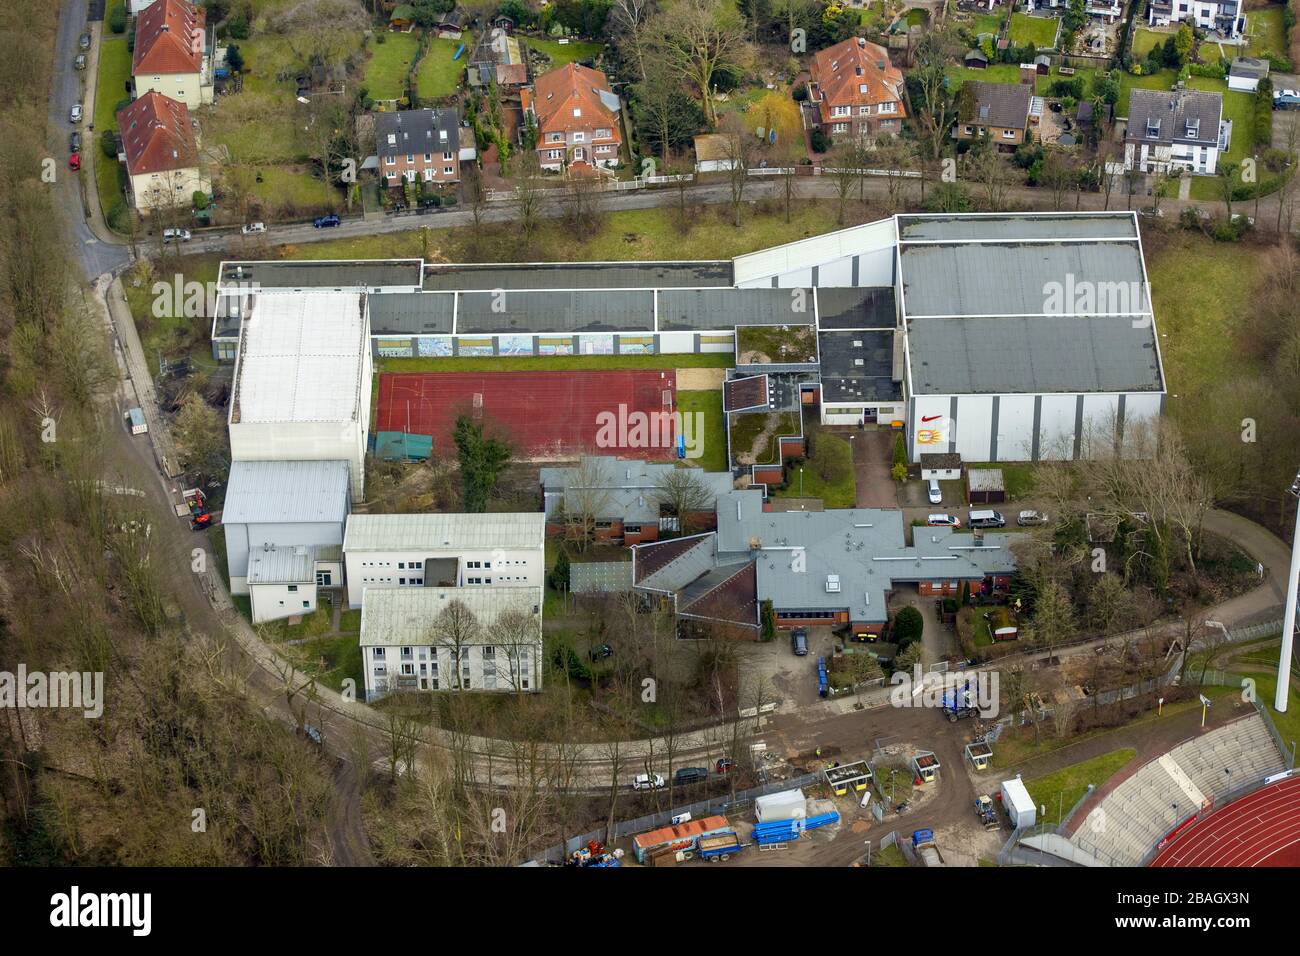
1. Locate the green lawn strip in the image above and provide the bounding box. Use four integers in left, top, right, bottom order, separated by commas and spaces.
775, 432, 855, 508
379, 353, 733, 373
676, 390, 728, 472
1009, 12, 1058, 49
365, 32, 422, 100
124, 256, 220, 367
1246, 4, 1288, 59
244, 164, 338, 214
946, 64, 1025, 90
962, 461, 1035, 499
284, 634, 363, 694
527, 37, 604, 68
972, 13, 1005, 35
339, 609, 362, 631
256, 606, 333, 643
416, 35, 466, 101
93, 34, 133, 227
1131, 28, 1166, 59
1232, 667, 1300, 752
729, 410, 799, 467
1023, 748, 1137, 828
1118, 69, 1177, 115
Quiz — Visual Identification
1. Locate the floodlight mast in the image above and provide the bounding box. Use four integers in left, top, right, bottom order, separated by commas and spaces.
1278, 470, 1300, 713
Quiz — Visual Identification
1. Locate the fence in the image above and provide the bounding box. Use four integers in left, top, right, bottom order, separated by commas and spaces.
530, 772, 821, 864
813, 166, 921, 179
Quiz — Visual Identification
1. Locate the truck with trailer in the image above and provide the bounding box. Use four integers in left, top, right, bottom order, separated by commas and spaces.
697, 831, 745, 862
911, 828, 945, 867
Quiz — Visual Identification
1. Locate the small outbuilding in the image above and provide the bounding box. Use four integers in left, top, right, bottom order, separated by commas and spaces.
964, 49, 989, 69
920, 452, 962, 481
1000, 776, 1037, 828
1228, 56, 1269, 93
967, 467, 1005, 504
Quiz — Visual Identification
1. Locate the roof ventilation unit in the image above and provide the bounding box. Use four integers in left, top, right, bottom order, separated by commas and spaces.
825, 574, 841, 593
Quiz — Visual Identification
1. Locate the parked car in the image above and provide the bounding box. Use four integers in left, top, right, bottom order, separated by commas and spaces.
162, 228, 192, 242
927, 513, 961, 527
313, 213, 340, 228
715, 757, 737, 774
927, 478, 942, 504
69, 104, 83, 124
241, 221, 266, 234
674, 767, 709, 785
74, 53, 87, 70
1136, 205, 1163, 219
1016, 510, 1049, 527
69, 131, 81, 152
791, 627, 809, 656
632, 773, 665, 791
68, 153, 80, 171
968, 509, 1006, 529
78, 33, 91, 50
1273, 89, 1300, 110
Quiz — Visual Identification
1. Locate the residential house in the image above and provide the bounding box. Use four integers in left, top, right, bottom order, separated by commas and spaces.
1085, 0, 1123, 22
1227, 56, 1270, 93
220, 459, 351, 621
539, 456, 736, 545
808, 37, 907, 143
631, 490, 1020, 639
360, 586, 543, 697
526, 62, 622, 172
1124, 88, 1224, 175
952, 80, 1036, 147
342, 512, 545, 608
116, 91, 209, 211
374, 108, 462, 185
1149, 0, 1245, 39
131, 0, 213, 108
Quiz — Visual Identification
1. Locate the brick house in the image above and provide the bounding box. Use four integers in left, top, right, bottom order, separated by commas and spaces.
808, 37, 907, 143
374, 108, 461, 185
525, 62, 622, 172
952, 80, 1036, 147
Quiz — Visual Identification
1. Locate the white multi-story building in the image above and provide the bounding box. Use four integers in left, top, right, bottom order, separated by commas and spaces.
341, 512, 545, 608
227, 291, 373, 502
1149, 0, 1245, 39
360, 587, 543, 696
1123, 88, 1225, 176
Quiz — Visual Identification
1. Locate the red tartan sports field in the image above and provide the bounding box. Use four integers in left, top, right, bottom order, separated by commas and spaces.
376, 369, 679, 460
1149, 775, 1300, 867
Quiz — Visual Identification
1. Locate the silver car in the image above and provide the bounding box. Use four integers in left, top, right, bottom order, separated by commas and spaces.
69, 104, 83, 124
1016, 510, 1049, 527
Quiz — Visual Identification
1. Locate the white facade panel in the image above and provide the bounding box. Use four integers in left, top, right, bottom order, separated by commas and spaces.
1080, 394, 1120, 457
345, 547, 544, 608
658, 331, 697, 354
910, 394, 952, 462
229, 420, 367, 503
250, 582, 318, 622
818, 258, 853, 286
954, 396, 993, 463
995, 395, 1036, 461
1038, 395, 1078, 460
733, 218, 895, 287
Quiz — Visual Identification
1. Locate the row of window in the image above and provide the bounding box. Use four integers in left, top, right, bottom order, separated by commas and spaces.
373, 646, 531, 663
545, 129, 613, 143
386, 152, 455, 164
830, 102, 898, 117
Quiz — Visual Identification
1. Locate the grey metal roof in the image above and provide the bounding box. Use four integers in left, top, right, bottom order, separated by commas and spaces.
899, 241, 1149, 317
1230, 57, 1269, 79
367, 291, 455, 335
635, 535, 718, 593
456, 289, 654, 333
246, 545, 324, 585
219, 260, 424, 290
818, 330, 902, 404
539, 457, 734, 522
897, 213, 1139, 242
422, 261, 733, 290
908, 313, 1163, 394
343, 512, 544, 551
359, 586, 541, 647
816, 287, 896, 329
968, 468, 1004, 492
657, 288, 816, 331
222, 460, 350, 525
375, 107, 460, 160
571, 562, 634, 594
1125, 89, 1222, 147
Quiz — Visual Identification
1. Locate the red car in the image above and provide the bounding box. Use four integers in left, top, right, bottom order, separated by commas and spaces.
715, 758, 737, 774
68, 153, 80, 171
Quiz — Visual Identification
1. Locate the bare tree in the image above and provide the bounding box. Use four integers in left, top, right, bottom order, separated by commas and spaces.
557, 456, 615, 552
718, 120, 758, 227
647, 0, 751, 127
655, 466, 713, 535
432, 599, 481, 691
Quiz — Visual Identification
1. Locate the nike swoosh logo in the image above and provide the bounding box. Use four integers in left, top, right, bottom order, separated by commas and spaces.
921, 415, 942, 422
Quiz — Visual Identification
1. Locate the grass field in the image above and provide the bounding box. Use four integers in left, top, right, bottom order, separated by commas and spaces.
1118, 69, 1177, 115
526, 37, 604, 68
1246, 4, 1289, 58
92, 32, 132, 228
1131, 28, 1166, 60
365, 32, 421, 100
676, 390, 728, 472
774, 430, 856, 508
972, 13, 1005, 36
1010, 12, 1059, 49
1023, 749, 1137, 828
242, 164, 339, 215
416, 36, 466, 101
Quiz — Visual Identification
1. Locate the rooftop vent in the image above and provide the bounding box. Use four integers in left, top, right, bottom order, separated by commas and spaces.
825, 574, 841, 593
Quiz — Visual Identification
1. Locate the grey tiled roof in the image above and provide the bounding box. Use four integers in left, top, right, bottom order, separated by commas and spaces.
962, 81, 1033, 130
1126, 88, 1222, 147
375, 108, 460, 159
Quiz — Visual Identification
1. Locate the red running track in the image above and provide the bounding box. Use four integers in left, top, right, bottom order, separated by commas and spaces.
1149, 776, 1300, 867
376, 369, 678, 460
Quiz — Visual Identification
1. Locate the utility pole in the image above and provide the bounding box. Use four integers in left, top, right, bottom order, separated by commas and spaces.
1277, 469, 1300, 712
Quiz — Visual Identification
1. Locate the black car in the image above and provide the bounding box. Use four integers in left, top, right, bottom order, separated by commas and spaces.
313, 214, 340, 228
69, 131, 81, 152
791, 628, 809, 656
78, 33, 91, 51
674, 767, 709, 785
589, 643, 613, 662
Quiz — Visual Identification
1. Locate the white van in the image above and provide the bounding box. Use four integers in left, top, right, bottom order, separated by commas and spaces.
968, 510, 1006, 529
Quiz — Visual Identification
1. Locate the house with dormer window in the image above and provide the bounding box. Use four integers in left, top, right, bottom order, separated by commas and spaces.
1123, 88, 1224, 176
374, 108, 464, 185
524, 62, 622, 172
808, 37, 907, 143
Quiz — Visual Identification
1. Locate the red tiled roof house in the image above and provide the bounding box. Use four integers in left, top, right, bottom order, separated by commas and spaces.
808, 37, 907, 144
132, 0, 212, 108
116, 91, 208, 212
526, 63, 622, 172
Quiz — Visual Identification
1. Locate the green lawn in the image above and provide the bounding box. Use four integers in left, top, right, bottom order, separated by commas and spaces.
366, 32, 422, 100
286, 634, 363, 695
1118, 69, 1177, 116
526, 37, 604, 68
946, 64, 1025, 91
1246, 4, 1289, 59
206, 90, 305, 165
1131, 28, 1166, 60
972, 13, 1005, 36
676, 390, 728, 472
93, 33, 133, 229
1009, 12, 1059, 49
1023, 749, 1137, 828
964, 462, 1036, 499
774, 431, 856, 508
416, 36, 466, 101
242, 164, 338, 215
